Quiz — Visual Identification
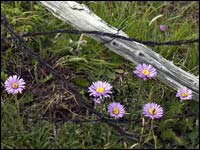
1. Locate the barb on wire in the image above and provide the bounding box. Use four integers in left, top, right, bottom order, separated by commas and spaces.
1, 29, 199, 46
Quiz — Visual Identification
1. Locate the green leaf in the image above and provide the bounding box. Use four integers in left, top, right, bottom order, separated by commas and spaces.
1, 71, 8, 81
168, 100, 183, 115
158, 119, 175, 131
19, 91, 33, 105
106, 70, 116, 80
39, 73, 53, 83
161, 128, 176, 140
68, 57, 88, 63
56, 56, 88, 67
114, 69, 124, 74
73, 77, 89, 87
94, 69, 106, 76
90, 59, 122, 67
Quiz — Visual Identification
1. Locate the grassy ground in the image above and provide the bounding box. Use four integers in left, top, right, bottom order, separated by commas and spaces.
1, 1, 199, 149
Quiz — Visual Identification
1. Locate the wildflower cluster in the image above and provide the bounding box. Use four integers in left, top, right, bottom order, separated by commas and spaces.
133, 63, 193, 101
4, 63, 193, 120
88, 63, 193, 119
88, 80, 125, 118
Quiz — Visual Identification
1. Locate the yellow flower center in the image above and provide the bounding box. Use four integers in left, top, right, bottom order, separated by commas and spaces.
149, 108, 157, 115
142, 70, 150, 75
113, 108, 119, 114
11, 83, 19, 89
96, 87, 104, 93
181, 92, 188, 97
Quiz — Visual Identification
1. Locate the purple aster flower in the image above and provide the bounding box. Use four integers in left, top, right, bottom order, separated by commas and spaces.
4, 75, 26, 94
88, 81, 112, 99
107, 102, 125, 119
176, 86, 193, 100
143, 102, 163, 119
133, 63, 157, 80
160, 25, 168, 32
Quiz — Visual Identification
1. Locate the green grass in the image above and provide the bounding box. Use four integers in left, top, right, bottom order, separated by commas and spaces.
1, 1, 199, 149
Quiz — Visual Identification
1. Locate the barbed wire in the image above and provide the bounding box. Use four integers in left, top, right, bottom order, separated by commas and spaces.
2, 29, 199, 46
1, 12, 199, 143
1, 12, 140, 141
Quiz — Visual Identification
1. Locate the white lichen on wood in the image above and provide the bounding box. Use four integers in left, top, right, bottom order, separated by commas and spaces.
40, 1, 199, 101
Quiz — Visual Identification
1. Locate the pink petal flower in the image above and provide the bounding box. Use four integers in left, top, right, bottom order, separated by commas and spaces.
133, 63, 157, 80
4, 75, 26, 94
107, 102, 125, 119
88, 81, 112, 103
143, 102, 163, 119
160, 25, 168, 32
176, 86, 193, 100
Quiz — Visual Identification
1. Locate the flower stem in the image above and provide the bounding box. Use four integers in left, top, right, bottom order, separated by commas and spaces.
92, 102, 97, 119
14, 95, 20, 114
138, 117, 145, 147
151, 119, 157, 149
